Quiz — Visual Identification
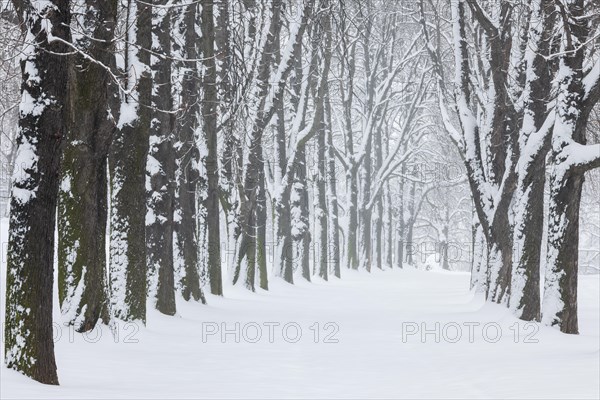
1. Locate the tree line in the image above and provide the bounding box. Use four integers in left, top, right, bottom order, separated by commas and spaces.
420, 0, 600, 333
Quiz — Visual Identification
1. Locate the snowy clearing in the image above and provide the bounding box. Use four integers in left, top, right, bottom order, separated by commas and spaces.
1, 220, 599, 399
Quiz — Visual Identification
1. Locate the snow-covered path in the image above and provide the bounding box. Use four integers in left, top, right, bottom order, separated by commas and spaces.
1, 264, 598, 399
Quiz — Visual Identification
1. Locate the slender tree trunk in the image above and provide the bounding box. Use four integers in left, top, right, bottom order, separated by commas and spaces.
374, 201, 383, 270
325, 95, 341, 278
147, 1, 176, 316
317, 109, 329, 280
347, 167, 359, 269
396, 167, 405, 269
4, 0, 71, 385
441, 211, 450, 271
359, 139, 372, 272
405, 181, 416, 266
385, 182, 393, 269
373, 121, 384, 271
175, 1, 203, 302
200, 0, 223, 297
257, 168, 269, 289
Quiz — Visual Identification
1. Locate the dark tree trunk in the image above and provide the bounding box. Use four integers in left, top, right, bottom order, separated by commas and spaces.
396, 166, 406, 269
175, 1, 203, 303
291, 149, 311, 282
256, 167, 269, 290
58, 0, 118, 333
147, 1, 177, 316
510, 0, 556, 322
317, 109, 329, 281
109, 0, 152, 323
347, 168, 359, 269
405, 181, 416, 266
4, 0, 71, 385
200, 0, 223, 297
325, 94, 341, 278
543, 166, 584, 334
385, 183, 393, 269
359, 140, 372, 272
542, 0, 600, 334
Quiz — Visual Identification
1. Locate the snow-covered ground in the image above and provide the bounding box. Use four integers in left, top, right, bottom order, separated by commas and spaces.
1, 218, 599, 399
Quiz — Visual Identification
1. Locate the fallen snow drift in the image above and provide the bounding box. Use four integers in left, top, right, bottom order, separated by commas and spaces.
1, 218, 599, 399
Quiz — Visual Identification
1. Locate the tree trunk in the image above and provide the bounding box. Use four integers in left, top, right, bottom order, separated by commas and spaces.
347, 168, 359, 269
441, 211, 450, 271
470, 221, 488, 292
147, 1, 176, 316
325, 94, 341, 278
291, 149, 311, 281
175, 0, 203, 303
385, 182, 393, 269
58, 0, 118, 333
109, 0, 152, 323
405, 181, 416, 266
542, 0, 596, 333
359, 139, 372, 272
543, 165, 584, 334
4, 0, 71, 385
509, 0, 555, 322
317, 108, 329, 281
256, 167, 269, 289
200, 0, 223, 297
396, 166, 405, 269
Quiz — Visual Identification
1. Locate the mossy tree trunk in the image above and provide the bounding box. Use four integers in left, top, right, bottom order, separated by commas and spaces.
58, 0, 118, 333
4, 0, 71, 385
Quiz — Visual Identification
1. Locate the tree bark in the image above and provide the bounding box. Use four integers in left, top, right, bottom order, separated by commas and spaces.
317, 105, 329, 280
508, 0, 556, 322
542, 0, 600, 334
109, 0, 152, 323
199, 0, 223, 297
146, 0, 177, 316
325, 93, 341, 278
174, 0, 204, 303
5, 0, 71, 385
58, 0, 118, 333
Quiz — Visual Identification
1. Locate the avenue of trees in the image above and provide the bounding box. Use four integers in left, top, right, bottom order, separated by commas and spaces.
1, 0, 599, 385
